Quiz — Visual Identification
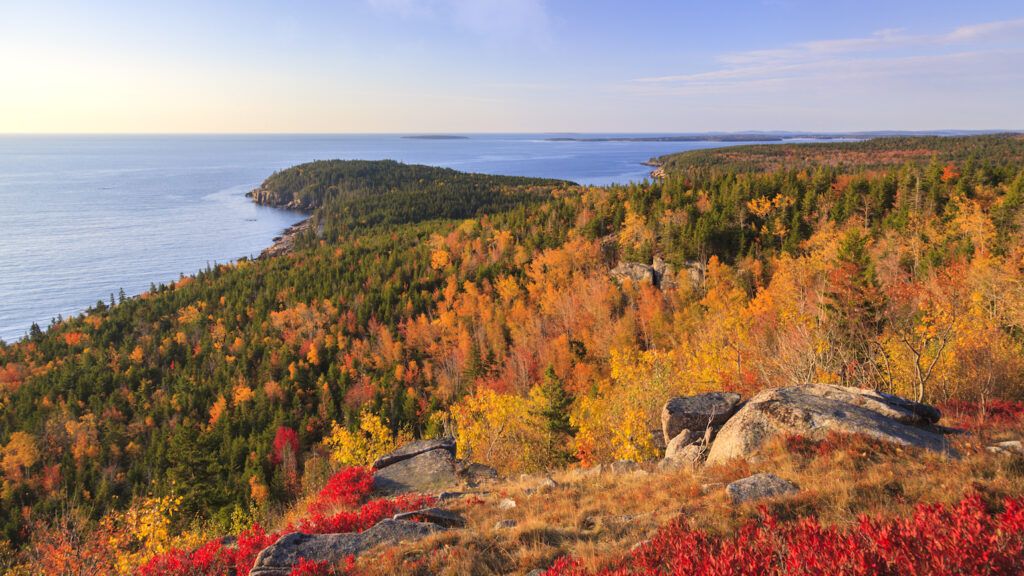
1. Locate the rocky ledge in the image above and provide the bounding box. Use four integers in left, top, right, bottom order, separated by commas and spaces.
250, 520, 443, 576
660, 384, 953, 470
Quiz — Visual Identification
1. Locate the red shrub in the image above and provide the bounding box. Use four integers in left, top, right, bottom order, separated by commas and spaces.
136, 524, 276, 576
781, 432, 898, 461
782, 434, 838, 459
134, 485, 432, 576
545, 494, 1024, 576
940, 400, 1024, 431
292, 494, 435, 534
307, 467, 376, 516
233, 523, 278, 576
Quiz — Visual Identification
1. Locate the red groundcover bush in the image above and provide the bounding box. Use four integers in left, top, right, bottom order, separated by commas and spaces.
135, 467, 432, 576
307, 466, 376, 515
546, 493, 1024, 576
940, 400, 1024, 430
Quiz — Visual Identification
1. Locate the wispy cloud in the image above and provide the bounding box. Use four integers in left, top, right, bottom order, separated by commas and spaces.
945, 18, 1024, 42
366, 0, 550, 41
633, 18, 1024, 92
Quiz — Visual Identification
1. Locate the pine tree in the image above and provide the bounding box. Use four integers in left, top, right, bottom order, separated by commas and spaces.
536, 366, 576, 465
824, 230, 886, 387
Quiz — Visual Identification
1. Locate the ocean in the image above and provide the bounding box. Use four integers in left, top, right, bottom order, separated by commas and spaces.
0, 133, 752, 343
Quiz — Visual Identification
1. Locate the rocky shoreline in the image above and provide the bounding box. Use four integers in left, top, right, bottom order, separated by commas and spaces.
260, 218, 312, 258
246, 182, 317, 258
642, 158, 666, 179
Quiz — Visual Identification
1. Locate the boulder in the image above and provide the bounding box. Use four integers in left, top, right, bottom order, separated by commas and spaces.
457, 461, 499, 486
660, 443, 706, 470
524, 476, 559, 496
495, 519, 517, 530
662, 392, 742, 444
665, 429, 702, 456
726, 473, 799, 504
372, 438, 456, 469
583, 514, 639, 530
807, 386, 940, 426
391, 507, 465, 528
705, 385, 950, 466
249, 520, 440, 576
988, 440, 1024, 456
649, 427, 668, 453
607, 460, 640, 473
536, 476, 559, 491
373, 446, 458, 496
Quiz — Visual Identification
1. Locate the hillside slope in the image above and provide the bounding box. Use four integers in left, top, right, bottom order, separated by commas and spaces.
1, 136, 1024, 573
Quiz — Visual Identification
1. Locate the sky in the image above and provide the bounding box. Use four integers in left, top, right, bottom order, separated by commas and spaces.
1, 0, 1023, 133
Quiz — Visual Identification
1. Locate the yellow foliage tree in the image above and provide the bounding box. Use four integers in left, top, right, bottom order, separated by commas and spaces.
619, 204, 654, 260
324, 411, 408, 467
111, 494, 205, 575
1, 431, 38, 484
232, 383, 255, 406
450, 386, 553, 474
430, 249, 451, 270
572, 348, 692, 465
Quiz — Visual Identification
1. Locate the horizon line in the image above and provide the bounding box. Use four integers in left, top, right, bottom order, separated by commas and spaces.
1, 129, 1021, 137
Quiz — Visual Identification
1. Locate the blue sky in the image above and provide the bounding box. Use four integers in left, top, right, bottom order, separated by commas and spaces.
1, 0, 1022, 132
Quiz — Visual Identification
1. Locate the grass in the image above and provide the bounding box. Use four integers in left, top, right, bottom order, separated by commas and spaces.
336, 423, 1024, 576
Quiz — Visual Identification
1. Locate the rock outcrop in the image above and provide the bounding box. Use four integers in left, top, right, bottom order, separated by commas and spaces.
249, 520, 441, 576
652, 256, 678, 289
391, 507, 465, 528
657, 392, 742, 469
260, 219, 313, 259
705, 385, 950, 466
372, 438, 459, 495
610, 256, 689, 290
726, 473, 800, 504
610, 262, 656, 285
662, 392, 742, 444
664, 429, 702, 458
372, 438, 456, 469
988, 440, 1024, 456
457, 461, 500, 487
659, 428, 708, 469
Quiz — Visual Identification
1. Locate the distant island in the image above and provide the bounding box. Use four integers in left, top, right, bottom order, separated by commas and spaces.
547, 134, 797, 142
402, 134, 469, 140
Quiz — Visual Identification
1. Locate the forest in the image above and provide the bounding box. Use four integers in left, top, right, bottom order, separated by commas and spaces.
1, 134, 1023, 573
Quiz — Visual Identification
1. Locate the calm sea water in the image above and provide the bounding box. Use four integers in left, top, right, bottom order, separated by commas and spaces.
0, 134, 751, 343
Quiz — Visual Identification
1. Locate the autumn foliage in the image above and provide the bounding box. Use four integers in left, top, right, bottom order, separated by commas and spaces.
545, 494, 1024, 576
1, 139, 1024, 571
132, 466, 428, 576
